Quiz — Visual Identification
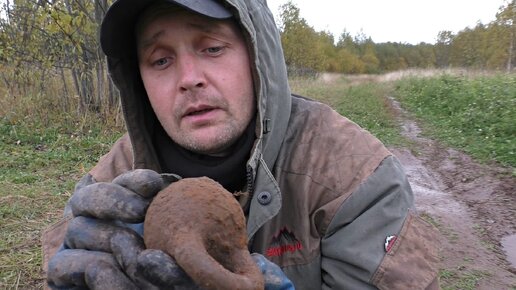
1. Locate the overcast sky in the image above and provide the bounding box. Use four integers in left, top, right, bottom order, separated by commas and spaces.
266, 0, 508, 44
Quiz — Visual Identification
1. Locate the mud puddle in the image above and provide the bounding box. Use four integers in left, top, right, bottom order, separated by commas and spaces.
387, 97, 516, 289
502, 234, 516, 269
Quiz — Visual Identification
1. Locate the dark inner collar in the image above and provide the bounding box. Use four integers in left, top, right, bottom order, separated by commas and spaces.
153, 118, 256, 193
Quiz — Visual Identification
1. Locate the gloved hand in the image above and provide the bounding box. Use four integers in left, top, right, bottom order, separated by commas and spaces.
252, 253, 295, 290
46, 169, 193, 289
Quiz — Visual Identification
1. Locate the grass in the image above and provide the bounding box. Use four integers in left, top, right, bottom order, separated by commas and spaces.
440, 268, 490, 290
290, 75, 407, 147
0, 112, 123, 288
426, 214, 492, 290
393, 74, 516, 167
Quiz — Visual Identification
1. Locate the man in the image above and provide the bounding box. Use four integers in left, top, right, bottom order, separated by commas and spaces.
44, 0, 441, 289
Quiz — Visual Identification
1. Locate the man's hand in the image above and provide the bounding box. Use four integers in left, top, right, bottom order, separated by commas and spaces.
70, 169, 166, 222
47, 169, 294, 289
48, 216, 196, 289
252, 254, 295, 290
46, 169, 192, 289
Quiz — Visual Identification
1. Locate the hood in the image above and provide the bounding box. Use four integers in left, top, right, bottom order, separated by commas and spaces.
107, 0, 291, 180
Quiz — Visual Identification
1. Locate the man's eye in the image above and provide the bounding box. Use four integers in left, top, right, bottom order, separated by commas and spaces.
206, 46, 224, 54
154, 58, 168, 66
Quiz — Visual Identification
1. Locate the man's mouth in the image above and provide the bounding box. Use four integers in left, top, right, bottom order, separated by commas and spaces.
186, 108, 214, 116
183, 105, 219, 119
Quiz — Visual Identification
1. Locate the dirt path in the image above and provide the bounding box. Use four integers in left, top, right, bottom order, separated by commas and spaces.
386, 97, 516, 289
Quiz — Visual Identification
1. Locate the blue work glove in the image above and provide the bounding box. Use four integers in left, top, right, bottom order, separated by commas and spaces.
252, 253, 295, 290
46, 169, 193, 289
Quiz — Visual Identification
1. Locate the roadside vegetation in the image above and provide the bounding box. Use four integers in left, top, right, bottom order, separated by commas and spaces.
290, 76, 406, 146
0, 78, 125, 287
394, 74, 516, 167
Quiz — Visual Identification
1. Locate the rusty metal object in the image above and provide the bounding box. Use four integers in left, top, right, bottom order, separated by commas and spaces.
144, 177, 264, 290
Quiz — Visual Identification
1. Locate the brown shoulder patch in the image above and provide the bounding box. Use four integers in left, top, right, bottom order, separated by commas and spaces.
372, 211, 441, 290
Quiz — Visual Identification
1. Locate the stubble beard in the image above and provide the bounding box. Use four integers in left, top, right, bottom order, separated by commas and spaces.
164, 93, 254, 155
172, 119, 245, 155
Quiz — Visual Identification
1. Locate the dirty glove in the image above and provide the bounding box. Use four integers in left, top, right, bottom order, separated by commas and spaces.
47, 169, 188, 289
69, 169, 168, 222
252, 253, 295, 290
48, 215, 196, 289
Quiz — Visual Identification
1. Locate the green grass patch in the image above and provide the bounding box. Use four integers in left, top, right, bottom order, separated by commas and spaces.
440, 268, 490, 290
290, 76, 406, 146
394, 74, 516, 167
0, 114, 123, 288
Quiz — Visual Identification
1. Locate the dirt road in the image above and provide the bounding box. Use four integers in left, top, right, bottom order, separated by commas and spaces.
387, 97, 516, 289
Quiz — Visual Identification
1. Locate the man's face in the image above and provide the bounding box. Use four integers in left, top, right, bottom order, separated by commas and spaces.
137, 9, 255, 155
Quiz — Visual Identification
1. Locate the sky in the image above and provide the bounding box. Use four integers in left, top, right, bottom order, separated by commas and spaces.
266, 0, 508, 44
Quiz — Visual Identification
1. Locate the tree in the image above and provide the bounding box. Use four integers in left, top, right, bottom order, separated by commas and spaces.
360, 39, 380, 73
279, 1, 325, 75
315, 30, 339, 72
335, 48, 364, 73
336, 30, 356, 52
496, 0, 516, 71
435, 30, 454, 68
375, 43, 407, 72
0, 0, 117, 114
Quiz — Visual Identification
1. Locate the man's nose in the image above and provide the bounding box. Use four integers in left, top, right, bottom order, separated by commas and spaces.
177, 54, 205, 92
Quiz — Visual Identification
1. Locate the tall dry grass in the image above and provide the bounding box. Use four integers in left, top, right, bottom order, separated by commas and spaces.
0, 64, 125, 134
